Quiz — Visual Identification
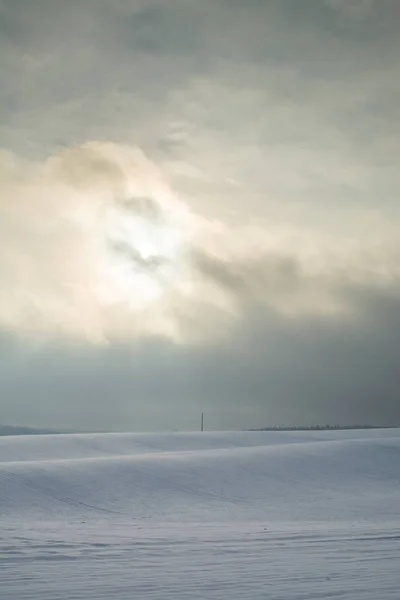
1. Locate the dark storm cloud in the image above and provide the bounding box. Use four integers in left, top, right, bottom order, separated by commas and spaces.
0, 284, 399, 431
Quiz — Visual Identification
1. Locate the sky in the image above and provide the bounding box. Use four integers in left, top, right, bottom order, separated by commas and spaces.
1, 0, 399, 432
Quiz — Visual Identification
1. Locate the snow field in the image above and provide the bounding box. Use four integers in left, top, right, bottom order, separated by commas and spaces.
1, 428, 399, 599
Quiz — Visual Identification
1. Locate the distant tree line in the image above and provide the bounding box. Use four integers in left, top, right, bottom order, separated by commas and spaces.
248, 424, 397, 432
0, 424, 63, 436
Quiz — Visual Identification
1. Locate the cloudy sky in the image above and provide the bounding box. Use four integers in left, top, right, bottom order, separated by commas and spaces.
1, 0, 399, 431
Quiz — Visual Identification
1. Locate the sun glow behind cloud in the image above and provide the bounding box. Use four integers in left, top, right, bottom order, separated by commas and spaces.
0, 142, 197, 341
1, 0, 400, 431
98, 195, 189, 310
0, 139, 399, 346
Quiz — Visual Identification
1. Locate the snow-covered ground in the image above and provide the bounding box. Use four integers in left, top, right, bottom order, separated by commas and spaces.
1, 429, 399, 599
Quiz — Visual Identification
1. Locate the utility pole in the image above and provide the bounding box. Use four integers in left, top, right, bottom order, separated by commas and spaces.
201, 412, 204, 432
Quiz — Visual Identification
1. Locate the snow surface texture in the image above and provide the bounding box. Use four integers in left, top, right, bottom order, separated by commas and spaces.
1, 429, 400, 599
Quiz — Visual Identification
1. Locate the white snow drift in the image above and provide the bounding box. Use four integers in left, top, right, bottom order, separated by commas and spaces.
1, 429, 399, 599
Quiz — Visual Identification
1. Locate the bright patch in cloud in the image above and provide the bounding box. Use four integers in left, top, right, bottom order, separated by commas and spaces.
0, 141, 399, 345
